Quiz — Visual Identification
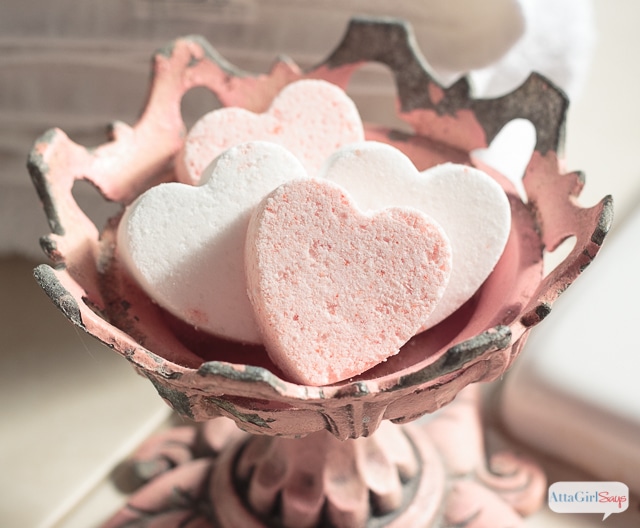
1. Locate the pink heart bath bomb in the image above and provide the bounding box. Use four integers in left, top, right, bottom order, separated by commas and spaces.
176, 79, 365, 185
245, 179, 453, 386
322, 142, 511, 331
117, 141, 308, 344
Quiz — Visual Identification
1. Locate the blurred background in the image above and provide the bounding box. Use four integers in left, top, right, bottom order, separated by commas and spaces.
1, 1, 639, 526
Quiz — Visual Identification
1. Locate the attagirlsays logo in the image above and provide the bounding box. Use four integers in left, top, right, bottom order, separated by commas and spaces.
548, 481, 629, 520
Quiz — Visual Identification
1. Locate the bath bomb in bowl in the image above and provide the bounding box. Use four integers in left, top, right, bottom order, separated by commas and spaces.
117, 141, 309, 344
322, 141, 511, 331
245, 178, 452, 386
177, 79, 365, 185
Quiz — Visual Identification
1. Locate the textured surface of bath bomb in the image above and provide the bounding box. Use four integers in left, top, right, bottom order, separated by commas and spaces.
177, 79, 365, 185
245, 179, 452, 386
117, 141, 308, 344
323, 141, 511, 330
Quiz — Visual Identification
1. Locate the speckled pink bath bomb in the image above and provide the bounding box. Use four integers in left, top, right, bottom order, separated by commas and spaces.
245, 179, 452, 386
177, 79, 365, 185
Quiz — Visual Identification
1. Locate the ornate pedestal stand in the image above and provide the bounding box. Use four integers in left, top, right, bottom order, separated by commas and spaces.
105, 385, 545, 528
28, 18, 612, 528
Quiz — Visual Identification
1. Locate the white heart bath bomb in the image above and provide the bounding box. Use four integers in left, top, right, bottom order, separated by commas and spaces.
177, 79, 365, 185
323, 141, 511, 330
117, 141, 309, 344
245, 179, 453, 386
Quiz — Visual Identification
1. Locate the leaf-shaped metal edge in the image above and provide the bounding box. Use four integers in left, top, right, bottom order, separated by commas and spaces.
29, 17, 612, 437
311, 17, 567, 155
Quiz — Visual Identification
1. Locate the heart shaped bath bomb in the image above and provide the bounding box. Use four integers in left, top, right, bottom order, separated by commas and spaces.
177, 79, 365, 185
117, 141, 308, 344
322, 141, 511, 330
245, 179, 453, 386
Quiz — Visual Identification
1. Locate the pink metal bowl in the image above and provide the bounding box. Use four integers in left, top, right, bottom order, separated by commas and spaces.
29, 18, 612, 440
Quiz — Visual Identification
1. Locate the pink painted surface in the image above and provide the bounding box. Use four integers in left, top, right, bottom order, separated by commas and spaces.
28, 18, 612, 527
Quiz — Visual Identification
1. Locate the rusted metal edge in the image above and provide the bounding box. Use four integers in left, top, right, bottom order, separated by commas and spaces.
396, 325, 512, 388
27, 129, 64, 236
33, 264, 84, 329
320, 16, 568, 154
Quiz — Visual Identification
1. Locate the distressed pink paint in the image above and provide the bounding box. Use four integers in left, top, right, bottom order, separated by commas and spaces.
29, 18, 612, 528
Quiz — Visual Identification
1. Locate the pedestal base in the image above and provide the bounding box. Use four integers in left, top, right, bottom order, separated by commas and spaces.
104, 386, 545, 528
